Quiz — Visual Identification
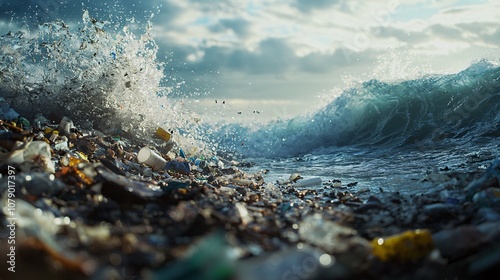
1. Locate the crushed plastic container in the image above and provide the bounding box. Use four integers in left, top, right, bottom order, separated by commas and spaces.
371, 229, 434, 262
7, 140, 55, 173
54, 136, 69, 151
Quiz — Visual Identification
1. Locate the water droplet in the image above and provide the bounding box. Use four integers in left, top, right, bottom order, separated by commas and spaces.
319, 254, 333, 266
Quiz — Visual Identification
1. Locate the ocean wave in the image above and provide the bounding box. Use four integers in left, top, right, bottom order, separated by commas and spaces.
214, 60, 500, 157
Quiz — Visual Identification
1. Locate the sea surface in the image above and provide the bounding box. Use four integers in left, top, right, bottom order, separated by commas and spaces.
1, 13, 499, 195
219, 61, 500, 194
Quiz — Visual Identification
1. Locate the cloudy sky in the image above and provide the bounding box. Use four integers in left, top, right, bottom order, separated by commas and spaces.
1, 0, 499, 122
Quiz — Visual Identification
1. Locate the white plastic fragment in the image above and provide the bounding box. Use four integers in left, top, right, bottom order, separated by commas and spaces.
6, 140, 55, 173
292, 177, 322, 188
58, 116, 75, 135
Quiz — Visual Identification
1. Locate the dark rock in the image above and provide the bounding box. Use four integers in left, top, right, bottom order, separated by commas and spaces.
433, 226, 489, 260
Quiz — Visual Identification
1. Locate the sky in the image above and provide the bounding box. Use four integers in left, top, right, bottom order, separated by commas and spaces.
0, 0, 499, 123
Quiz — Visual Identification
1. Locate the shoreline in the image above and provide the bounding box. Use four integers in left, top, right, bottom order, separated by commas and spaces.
1, 117, 500, 280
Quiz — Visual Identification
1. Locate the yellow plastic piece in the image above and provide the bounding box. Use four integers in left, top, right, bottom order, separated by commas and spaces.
75, 151, 89, 162
67, 156, 93, 185
371, 229, 434, 262
155, 127, 171, 142
44, 127, 54, 134
68, 156, 82, 167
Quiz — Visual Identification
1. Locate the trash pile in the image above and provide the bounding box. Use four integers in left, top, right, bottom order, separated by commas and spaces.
1, 105, 500, 280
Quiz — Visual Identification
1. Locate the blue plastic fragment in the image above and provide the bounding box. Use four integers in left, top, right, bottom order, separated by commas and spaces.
179, 148, 186, 158
165, 161, 191, 175
0, 97, 20, 120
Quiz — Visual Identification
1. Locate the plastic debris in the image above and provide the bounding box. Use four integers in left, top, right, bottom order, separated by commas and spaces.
293, 177, 322, 188
155, 127, 171, 141
57, 154, 95, 186
152, 232, 235, 280
58, 116, 75, 135
54, 135, 69, 151
288, 173, 302, 182
5, 139, 55, 173
17, 117, 31, 130
165, 160, 191, 175
49, 130, 59, 142
179, 148, 186, 158
299, 214, 371, 258
33, 114, 50, 129
137, 146, 166, 171
371, 229, 434, 262
230, 178, 254, 187
156, 127, 176, 153
0, 97, 20, 120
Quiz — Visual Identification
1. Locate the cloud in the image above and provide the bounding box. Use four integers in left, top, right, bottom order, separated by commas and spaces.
376, 26, 422, 42
299, 48, 360, 73
227, 39, 296, 74
294, 0, 344, 12
457, 21, 500, 46
428, 24, 465, 41
213, 19, 250, 38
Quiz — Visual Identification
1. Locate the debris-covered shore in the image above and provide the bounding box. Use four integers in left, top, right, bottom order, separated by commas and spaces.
1, 113, 500, 280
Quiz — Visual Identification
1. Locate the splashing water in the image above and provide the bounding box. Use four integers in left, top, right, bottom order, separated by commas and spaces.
1, 11, 162, 130
0, 11, 210, 155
